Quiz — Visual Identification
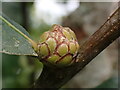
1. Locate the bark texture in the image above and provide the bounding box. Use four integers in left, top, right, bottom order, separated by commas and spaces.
34, 7, 120, 88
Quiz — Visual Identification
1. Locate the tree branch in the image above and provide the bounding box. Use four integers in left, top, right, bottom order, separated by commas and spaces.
34, 7, 120, 88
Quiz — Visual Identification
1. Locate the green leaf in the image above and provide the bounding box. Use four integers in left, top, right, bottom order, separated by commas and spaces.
0, 13, 38, 56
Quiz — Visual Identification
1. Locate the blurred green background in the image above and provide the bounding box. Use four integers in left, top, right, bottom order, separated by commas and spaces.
2, 1, 119, 88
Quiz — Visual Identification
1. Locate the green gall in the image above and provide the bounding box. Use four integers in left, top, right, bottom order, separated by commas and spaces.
37, 24, 80, 67
57, 43, 68, 56
69, 42, 77, 54
62, 29, 72, 40
47, 54, 60, 63
57, 54, 72, 66
39, 32, 49, 43
38, 43, 49, 57
46, 38, 56, 53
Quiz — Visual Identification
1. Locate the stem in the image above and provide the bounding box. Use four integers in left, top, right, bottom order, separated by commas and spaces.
34, 7, 120, 88
0, 15, 38, 51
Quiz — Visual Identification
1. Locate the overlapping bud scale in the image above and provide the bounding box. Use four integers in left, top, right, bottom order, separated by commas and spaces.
37, 24, 79, 67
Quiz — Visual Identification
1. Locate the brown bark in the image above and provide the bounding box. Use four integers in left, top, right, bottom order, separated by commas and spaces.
34, 7, 120, 88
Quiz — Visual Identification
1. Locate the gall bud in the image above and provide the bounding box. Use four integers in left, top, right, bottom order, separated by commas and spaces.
37, 24, 79, 67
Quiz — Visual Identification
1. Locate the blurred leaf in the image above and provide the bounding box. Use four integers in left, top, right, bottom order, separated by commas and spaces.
2, 54, 35, 88
33, 59, 43, 81
17, 56, 34, 87
0, 13, 37, 56
2, 54, 20, 88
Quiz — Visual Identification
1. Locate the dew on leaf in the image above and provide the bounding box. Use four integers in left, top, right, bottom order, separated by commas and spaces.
13, 37, 20, 47
14, 40, 20, 47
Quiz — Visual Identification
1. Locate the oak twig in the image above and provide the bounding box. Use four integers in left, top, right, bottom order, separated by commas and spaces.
34, 7, 120, 88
